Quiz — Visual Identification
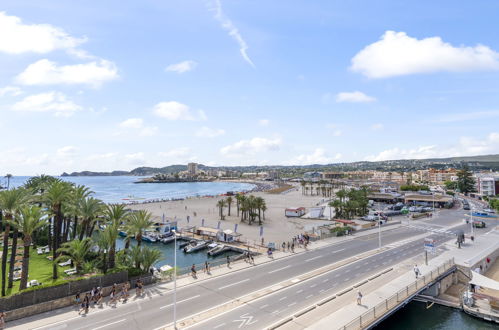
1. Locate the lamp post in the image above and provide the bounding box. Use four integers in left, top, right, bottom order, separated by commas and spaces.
172, 229, 177, 329
377, 202, 382, 250
470, 205, 474, 243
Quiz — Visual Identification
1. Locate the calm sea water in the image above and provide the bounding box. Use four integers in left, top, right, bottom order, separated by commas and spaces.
5, 176, 256, 203
376, 301, 495, 330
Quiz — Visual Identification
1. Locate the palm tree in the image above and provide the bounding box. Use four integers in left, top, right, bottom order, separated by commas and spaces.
104, 204, 129, 269
130, 245, 142, 269
56, 238, 93, 273
4, 174, 12, 190
255, 197, 266, 225
44, 180, 73, 279
216, 199, 227, 220
125, 210, 154, 248
140, 246, 162, 273
0, 188, 31, 296
300, 181, 306, 195
78, 197, 104, 240
15, 206, 46, 290
68, 185, 93, 241
226, 196, 233, 216
95, 226, 114, 273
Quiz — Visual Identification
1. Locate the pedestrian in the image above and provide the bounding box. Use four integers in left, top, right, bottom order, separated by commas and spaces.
414, 264, 420, 278
287, 242, 290, 252
90, 286, 96, 304
97, 289, 103, 307
291, 243, 295, 253
74, 292, 81, 308
357, 291, 363, 305
207, 262, 211, 273
84, 292, 90, 313
0, 311, 5, 329
261, 237, 264, 246
282, 242, 285, 251
191, 264, 197, 278
250, 254, 254, 264
204, 261, 209, 273
227, 255, 231, 268
109, 288, 116, 306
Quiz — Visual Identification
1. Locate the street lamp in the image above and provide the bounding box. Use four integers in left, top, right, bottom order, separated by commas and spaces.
469, 205, 474, 243
172, 229, 177, 329
377, 202, 382, 250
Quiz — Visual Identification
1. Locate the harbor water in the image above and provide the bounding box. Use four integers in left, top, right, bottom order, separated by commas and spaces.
376, 301, 496, 329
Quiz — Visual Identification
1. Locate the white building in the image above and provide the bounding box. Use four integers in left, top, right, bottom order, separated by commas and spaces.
475, 173, 499, 196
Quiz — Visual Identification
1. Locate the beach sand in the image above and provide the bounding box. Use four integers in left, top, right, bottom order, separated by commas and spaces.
127, 184, 333, 245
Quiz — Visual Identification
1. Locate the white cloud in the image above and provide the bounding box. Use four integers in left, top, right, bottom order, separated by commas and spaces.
195, 126, 225, 138
371, 123, 384, 131
119, 118, 143, 129
124, 152, 145, 165
326, 124, 343, 136
0, 12, 85, 54
153, 101, 207, 121
118, 118, 158, 136
434, 110, 499, 123
165, 60, 197, 73
57, 146, 77, 157
336, 91, 376, 103
351, 31, 499, 78
12, 91, 82, 117
16, 59, 118, 87
290, 148, 341, 165
0, 86, 22, 97
258, 119, 270, 126
220, 137, 281, 156
365, 132, 499, 161
208, 0, 255, 67
158, 148, 191, 158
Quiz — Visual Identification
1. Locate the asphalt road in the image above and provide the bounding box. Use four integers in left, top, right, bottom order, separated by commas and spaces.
15, 206, 492, 330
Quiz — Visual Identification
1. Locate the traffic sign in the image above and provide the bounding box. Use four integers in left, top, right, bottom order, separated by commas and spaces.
424, 238, 436, 255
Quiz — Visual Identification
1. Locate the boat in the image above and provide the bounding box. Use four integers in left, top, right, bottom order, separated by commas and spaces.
142, 232, 158, 243
161, 235, 175, 244
179, 240, 196, 249
159, 265, 173, 272
207, 244, 226, 256
184, 240, 209, 253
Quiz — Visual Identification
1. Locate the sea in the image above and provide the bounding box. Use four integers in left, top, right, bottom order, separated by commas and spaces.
5, 175, 256, 204
4, 175, 255, 269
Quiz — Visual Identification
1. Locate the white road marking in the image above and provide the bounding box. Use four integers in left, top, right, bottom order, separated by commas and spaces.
296, 289, 303, 294
268, 265, 291, 274
288, 302, 297, 307
218, 279, 250, 290
306, 294, 313, 299
305, 255, 323, 262
160, 295, 201, 309
94, 319, 126, 330
260, 304, 269, 309
213, 323, 226, 329
323, 279, 329, 283
279, 296, 287, 301
319, 289, 325, 293
332, 248, 346, 254
233, 313, 257, 328
310, 284, 317, 288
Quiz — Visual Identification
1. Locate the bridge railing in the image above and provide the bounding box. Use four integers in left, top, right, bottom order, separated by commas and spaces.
342, 258, 455, 330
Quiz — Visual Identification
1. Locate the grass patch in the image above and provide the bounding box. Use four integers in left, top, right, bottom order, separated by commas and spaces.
1, 247, 71, 297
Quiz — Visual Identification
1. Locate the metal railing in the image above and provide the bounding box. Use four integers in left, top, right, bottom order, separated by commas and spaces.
341, 258, 455, 330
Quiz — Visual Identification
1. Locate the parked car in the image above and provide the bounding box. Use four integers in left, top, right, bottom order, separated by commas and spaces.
484, 208, 496, 213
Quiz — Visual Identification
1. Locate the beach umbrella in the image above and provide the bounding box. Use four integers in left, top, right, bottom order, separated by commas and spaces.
234, 223, 238, 233
162, 213, 165, 223
260, 226, 264, 237
217, 221, 221, 229
202, 218, 205, 227
187, 215, 190, 223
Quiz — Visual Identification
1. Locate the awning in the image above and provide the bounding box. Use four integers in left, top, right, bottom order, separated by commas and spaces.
470, 271, 499, 291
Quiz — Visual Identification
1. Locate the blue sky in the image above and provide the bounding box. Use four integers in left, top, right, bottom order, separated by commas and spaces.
1, 0, 499, 175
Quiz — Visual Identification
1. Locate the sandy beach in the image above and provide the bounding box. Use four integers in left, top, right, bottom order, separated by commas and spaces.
127, 184, 333, 244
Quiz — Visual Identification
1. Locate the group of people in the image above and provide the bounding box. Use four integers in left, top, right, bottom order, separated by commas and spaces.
280, 233, 311, 253
75, 279, 144, 315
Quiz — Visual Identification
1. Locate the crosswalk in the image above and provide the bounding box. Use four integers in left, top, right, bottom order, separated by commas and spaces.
405, 224, 456, 237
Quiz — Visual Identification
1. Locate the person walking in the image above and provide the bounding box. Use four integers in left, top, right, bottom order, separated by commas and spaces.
74, 292, 81, 309
281, 242, 285, 251
84, 293, 90, 314
357, 291, 363, 305
191, 264, 197, 278
287, 242, 290, 252
0, 311, 5, 329
204, 261, 209, 273
291, 243, 295, 253
227, 255, 231, 268
207, 262, 211, 274
414, 264, 420, 278
250, 254, 254, 265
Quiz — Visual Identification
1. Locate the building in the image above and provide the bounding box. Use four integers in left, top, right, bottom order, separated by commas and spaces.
187, 163, 198, 176
475, 173, 499, 196
285, 207, 306, 217
322, 172, 343, 180
416, 168, 457, 184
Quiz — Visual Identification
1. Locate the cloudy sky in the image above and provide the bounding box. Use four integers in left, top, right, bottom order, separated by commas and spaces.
1, 1, 499, 175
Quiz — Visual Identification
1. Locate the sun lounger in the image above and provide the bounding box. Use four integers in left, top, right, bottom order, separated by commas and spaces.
64, 268, 77, 275
58, 259, 72, 267
37, 248, 44, 255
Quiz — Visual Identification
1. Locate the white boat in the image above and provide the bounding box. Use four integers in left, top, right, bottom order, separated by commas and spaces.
160, 265, 173, 272
161, 235, 175, 244
208, 244, 227, 256
184, 240, 208, 253
142, 233, 158, 243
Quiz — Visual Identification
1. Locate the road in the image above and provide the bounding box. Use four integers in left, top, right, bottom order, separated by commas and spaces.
13, 206, 493, 330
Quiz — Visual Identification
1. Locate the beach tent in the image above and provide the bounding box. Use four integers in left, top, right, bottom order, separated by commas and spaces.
470, 271, 499, 291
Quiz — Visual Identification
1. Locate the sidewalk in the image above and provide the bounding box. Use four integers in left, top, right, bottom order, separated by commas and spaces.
6, 224, 406, 329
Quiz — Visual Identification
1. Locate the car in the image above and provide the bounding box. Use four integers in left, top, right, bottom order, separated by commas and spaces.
473, 221, 486, 228
463, 205, 470, 210
484, 208, 496, 213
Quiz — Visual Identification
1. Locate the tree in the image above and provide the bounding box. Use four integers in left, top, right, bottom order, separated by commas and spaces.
456, 166, 476, 194
56, 238, 93, 273
15, 206, 46, 290
226, 196, 233, 216
125, 210, 154, 248
0, 188, 30, 296
78, 197, 103, 240
140, 246, 162, 273
217, 199, 227, 220
104, 204, 129, 269
444, 180, 457, 190
44, 180, 73, 279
